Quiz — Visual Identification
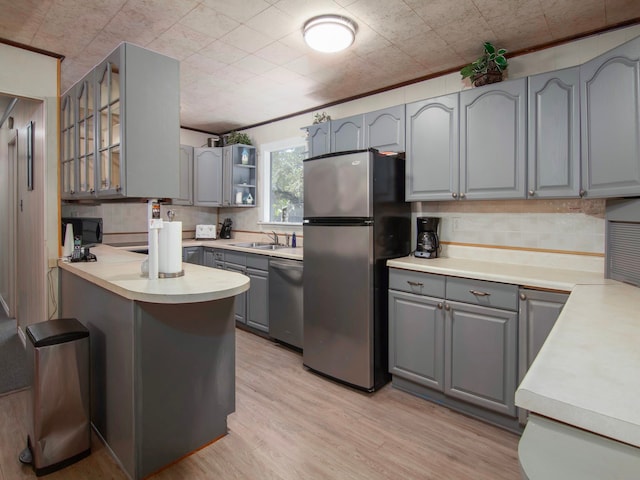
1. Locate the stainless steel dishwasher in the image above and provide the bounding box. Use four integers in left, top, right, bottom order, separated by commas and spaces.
269, 258, 303, 350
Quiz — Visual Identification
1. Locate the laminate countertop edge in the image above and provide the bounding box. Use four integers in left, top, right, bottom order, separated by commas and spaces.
58, 245, 250, 304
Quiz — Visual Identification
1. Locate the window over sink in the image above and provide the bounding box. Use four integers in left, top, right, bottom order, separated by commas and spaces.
261, 138, 305, 224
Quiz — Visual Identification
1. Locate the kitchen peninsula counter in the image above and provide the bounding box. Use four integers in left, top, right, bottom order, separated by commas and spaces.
388, 254, 640, 478
58, 245, 249, 480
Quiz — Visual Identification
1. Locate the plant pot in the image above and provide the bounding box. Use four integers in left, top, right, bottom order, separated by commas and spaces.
472, 70, 503, 87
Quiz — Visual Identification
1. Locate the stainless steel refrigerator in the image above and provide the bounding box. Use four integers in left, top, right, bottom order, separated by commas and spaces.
303, 149, 411, 391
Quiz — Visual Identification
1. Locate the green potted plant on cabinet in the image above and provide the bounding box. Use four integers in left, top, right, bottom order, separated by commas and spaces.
460, 42, 509, 87
225, 131, 252, 145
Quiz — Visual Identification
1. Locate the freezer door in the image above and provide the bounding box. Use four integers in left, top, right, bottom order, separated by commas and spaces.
303, 224, 374, 389
304, 151, 372, 218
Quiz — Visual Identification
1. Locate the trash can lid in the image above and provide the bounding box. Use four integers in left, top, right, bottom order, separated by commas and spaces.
26, 318, 89, 347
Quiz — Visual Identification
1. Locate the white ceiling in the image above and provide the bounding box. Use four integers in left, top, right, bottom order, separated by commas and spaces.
1, 0, 639, 133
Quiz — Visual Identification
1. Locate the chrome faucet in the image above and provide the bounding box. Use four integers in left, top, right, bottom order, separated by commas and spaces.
267, 231, 279, 245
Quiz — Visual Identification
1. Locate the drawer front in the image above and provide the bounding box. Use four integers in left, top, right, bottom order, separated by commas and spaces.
446, 277, 518, 311
225, 252, 246, 266
213, 249, 224, 261
389, 269, 445, 298
246, 254, 269, 270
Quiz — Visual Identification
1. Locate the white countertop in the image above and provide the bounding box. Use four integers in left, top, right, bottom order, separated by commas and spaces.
184, 239, 303, 260
387, 255, 611, 291
58, 245, 250, 304
388, 254, 640, 449
516, 283, 640, 449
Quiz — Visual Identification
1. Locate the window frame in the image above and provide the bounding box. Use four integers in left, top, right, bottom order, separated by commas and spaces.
260, 136, 306, 226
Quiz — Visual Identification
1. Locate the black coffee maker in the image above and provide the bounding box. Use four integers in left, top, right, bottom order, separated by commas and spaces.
415, 217, 440, 259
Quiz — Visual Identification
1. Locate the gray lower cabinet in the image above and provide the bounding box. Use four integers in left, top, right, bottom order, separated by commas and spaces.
389, 268, 520, 427
182, 246, 203, 265
388, 289, 444, 390
306, 122, 330, 158
405, 94, 459, 201
444, 300, 518, 416
224, 252, 269, 332
580, 35, 640, 198
518, 288, 568, 382
203, 247, 224, 269
517, 288, 568, 424
194, 147, 222, 206
364, 105, 405, 152
330, 115, 363, 152
460, 77, 527, 199
245, 255, 269, 333
173, 145, 194, 205
528, 67, 581, 198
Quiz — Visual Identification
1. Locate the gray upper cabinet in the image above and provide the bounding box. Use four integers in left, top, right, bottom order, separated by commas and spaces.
406, 94, 459, 201
528, 67, 581, 198
306, 122, 330, 158
330, 115, 363, 152
194, 147, 222, 206
226, 144, 257, 207
580, 35, 640, 197
173, 145, 193, 205
364, 105, 405, 152
460, 77, 527, 200
94, 43, 180, 198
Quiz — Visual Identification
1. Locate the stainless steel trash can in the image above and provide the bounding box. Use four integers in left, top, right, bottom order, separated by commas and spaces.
19, 318, 90, 476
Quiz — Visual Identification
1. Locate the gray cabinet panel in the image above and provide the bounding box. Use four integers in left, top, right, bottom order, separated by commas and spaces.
528, 67, 581, 198
331, 115, 364, 152
174, 145, 193, 205
460, 78, 526, 199
580, 35, 640, 197
222, 146, 233, 206
225, 262, 246, 324
246, 266, 269, 333
389, 290, 444, 390
406, 94, 459, 201
194, 147, 222, 206
364, 105, 405, 152
307, 122, 330, 158
518, 289, 568, 380
389, 268, 446, 297
444, 301, 518, 416
446, 276, 518, 311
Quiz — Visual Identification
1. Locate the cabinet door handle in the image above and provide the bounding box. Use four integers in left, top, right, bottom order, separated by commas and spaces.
519, 293, 527, 301
452, 192, 458, 199
469, 289, 490, 297
444, 303, 451, 311
407, 280, 423, 287
437, 303, 443, 309
528, 190, 535, 196
459, 192, 466, 199
579, 189, 586, 197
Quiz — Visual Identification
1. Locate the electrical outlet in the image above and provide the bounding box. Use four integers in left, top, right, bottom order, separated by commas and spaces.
48, 258, 59, 268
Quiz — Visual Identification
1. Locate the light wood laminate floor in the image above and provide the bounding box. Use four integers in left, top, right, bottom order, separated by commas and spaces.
0, 329, 520, 479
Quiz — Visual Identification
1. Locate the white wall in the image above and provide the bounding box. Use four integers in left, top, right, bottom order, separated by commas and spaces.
0, 43, 58, 326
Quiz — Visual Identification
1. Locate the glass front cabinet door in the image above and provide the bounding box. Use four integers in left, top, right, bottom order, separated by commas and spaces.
60, 93, 76, 198
97, 51, 122, 196
76, 71, 96, 197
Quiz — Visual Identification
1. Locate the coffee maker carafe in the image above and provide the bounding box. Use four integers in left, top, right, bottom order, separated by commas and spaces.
415, 217, 440, 259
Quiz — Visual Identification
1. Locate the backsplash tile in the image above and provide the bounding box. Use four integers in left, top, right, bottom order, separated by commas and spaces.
413, 199, 606, 255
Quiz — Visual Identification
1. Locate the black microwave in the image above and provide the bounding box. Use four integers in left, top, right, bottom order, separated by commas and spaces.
61, 217, 103, 246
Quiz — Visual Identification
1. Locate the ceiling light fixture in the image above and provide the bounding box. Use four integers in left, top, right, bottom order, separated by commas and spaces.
303, 15, 357, 53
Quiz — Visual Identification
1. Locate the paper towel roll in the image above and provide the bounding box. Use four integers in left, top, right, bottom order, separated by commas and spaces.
63, 223, 74, 257
159, 221, 183, 274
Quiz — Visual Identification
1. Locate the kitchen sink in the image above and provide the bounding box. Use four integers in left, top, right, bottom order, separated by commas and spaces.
253, 244, 288, 250
230, 242, 287, 250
